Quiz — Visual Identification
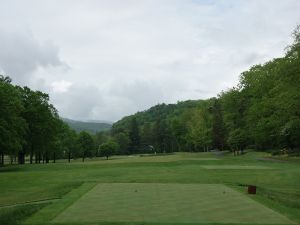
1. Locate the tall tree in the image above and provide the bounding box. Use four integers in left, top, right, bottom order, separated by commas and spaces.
0, 77, 26, 166
56, 121, 77, 162
211, 98, 226, 150
77, 131, 94, 162
20, 87, 59, 164
187, 106, 212, 152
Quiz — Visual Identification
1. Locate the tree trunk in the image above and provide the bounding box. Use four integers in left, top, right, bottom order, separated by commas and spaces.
106, 156, 108, 160
68, 152, 71, 163
30, 151, 33, 164
23, 152, 25, 164
18, 151, 25, 164
0, 152, 4, 166
82, 153, 85, 162
46, 152, 49, 163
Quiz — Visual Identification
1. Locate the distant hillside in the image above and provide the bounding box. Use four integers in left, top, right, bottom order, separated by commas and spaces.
112, 100, 204, 132
62, 118, 112, 134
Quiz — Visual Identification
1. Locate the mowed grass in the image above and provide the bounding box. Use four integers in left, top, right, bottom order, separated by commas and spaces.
0, 151, 300, 225
53, 183, 293, 224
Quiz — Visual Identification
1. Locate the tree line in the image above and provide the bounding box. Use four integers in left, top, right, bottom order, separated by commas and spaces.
0, 77, 120, 166
111, 26, 300, 156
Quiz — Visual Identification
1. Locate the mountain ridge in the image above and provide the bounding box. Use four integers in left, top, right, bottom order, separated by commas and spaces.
62, 117, 112, 134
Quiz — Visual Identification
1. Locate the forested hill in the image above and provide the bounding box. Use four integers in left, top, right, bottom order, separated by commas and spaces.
62, 118, 112, 134
111, 31, 300, 155
113, 100, 204, 131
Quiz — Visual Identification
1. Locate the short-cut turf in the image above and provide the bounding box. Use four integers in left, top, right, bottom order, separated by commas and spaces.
53, 183, 293, 224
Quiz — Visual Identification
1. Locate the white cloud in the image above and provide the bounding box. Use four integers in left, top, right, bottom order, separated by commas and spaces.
51, 80, 72, 93
0, 0, 300, 121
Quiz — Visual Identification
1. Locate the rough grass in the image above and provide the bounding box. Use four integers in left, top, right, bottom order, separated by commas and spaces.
52, 183, 293, 224
0, 203, 47, 225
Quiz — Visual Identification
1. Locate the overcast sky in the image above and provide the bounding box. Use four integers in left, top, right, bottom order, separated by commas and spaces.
1, 0, 300, 122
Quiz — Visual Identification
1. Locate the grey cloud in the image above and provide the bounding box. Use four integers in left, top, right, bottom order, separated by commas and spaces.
0, 28, 64, 84
112, 80, 164, 108
51, 84, 104, 120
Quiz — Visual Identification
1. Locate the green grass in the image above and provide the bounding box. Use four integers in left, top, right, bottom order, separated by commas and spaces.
52, 183, 293, 224
26, 183, 96, 224
0, 151, 299, 225
200, 165, 273, 169
0, 203, 47, 225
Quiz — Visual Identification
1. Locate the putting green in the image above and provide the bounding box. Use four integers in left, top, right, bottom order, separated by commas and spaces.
53, 183, 293, 224
201, 165, 273, 170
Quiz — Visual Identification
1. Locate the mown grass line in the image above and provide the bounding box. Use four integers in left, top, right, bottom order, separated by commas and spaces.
25, 182, 96, 224
0, 198, 60, 209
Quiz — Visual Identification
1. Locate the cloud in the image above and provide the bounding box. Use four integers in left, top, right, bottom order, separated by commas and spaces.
51, 80, 73, 93
1, 0, 300, 121
51, 84, 104, 120
0, 26, 65, 85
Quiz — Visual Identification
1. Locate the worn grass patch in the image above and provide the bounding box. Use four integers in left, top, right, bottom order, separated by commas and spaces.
53, 183, 293, 224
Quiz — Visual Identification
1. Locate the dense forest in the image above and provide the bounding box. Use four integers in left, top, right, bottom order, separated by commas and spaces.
0, 27, 299, 166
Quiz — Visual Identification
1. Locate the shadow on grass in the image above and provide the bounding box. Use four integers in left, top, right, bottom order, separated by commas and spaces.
0, 166, 22, 173
0, 203, 48, 225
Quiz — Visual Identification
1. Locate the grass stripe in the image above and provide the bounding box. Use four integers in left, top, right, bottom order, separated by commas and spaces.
25, 182, 96, 224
